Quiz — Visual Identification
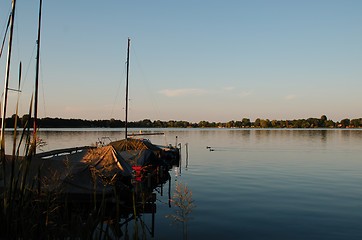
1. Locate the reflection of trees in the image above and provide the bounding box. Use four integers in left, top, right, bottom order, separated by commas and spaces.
320, 130, 327, 143
250, 129, 334, 145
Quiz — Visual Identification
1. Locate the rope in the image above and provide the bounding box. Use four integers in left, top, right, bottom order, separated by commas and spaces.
131, 45, 163, 120
110, 60, 126, 119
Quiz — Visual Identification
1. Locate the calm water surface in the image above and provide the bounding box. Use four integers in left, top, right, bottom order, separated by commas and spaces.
5, 128, 362, 239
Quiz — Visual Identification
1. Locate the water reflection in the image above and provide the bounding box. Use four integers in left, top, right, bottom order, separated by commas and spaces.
320, 130, 328, 142
3, 128, 362, 239
112, 155, 186, 239
67, 160, 179, 239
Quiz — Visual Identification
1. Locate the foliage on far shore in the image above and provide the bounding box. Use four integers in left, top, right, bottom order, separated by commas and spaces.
3, 114, 362, 129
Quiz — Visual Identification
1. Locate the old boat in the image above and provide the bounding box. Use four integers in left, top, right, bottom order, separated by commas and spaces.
0, 1, 133, 201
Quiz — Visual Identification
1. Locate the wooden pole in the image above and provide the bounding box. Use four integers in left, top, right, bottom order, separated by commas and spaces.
0, 14, 11, 60
33, 0, 42, 154
185, 143, 189, 168
1, 0, 17, 156
12, 62, 21, 156
125, 38, 130, 139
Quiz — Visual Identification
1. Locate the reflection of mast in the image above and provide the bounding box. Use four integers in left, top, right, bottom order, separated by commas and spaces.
33, 0, 42, 154
1, 0, 17, 156
125, 38, 130, 139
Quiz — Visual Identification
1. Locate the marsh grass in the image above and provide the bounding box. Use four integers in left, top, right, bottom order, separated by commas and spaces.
0, 125, 124, 239
0, 137, 161, 238
0, 96, 169, 238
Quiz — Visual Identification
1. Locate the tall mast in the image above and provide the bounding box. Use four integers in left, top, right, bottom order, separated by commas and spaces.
33, 0, 42, 153
1, 0, 17, 156
0, 15, 11, 60
125, 38, 130, 139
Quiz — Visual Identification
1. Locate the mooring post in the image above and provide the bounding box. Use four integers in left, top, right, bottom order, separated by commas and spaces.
151, 203, 155, 237
186, 142, 189, 168
168, 176, 171, 207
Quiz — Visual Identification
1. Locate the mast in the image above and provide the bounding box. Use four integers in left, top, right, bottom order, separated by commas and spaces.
0, 15, 11, 60
1, 0, 17, 156
33, 0, 42, 153
125, 38, 130, 139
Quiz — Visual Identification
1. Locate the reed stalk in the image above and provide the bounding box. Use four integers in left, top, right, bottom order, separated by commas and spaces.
166, 182, 196, 240
1, 95, 172, 238
0, 102, 123, 239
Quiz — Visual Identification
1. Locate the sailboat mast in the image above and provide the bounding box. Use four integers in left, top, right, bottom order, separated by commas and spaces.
1, 0, 17, 155
33, 0, 42, 153
125, 38, 130, 139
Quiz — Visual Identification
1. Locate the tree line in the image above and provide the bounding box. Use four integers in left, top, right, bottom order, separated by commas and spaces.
2, 114, 362, 129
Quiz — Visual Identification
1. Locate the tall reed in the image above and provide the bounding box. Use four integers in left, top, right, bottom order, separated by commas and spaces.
1, 95, 169, 238
166, 182, 196, 240
0, 110, 121, 238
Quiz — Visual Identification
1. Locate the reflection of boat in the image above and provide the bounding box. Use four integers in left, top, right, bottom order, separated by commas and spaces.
65, 167, 172, 239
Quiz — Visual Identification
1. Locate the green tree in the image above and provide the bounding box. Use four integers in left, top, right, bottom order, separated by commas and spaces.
241, 118, 251, 127
319, 115, 327, 127
350, 119, 360, 128
325, 120, 335, 128
340, 118, 350, 128
226, 120, 235, 128
235, 121, 242, 128
260, 119, 271, 128
271, 120, 278, 128
254, 118, 261, 128
21, 114, 31, 127
301, 120, 311, 128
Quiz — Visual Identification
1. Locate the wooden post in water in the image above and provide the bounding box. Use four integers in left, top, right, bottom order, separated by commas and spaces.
151, 203, 155, 237
1, 0, 17, 156
185, 142, 189, 168
168, 176, 171, 207
125, 38, 130, 139
33, 0, 42, 154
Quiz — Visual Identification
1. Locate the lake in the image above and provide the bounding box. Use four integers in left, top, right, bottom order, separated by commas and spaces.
4, 128, 362, 239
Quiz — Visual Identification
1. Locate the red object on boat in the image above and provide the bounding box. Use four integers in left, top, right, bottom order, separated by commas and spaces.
133, 166, 142, 181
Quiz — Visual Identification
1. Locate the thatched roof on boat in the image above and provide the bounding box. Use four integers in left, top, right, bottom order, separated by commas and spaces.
118, 149, 166, 168
109, 138, 161, 152
81, 145, 133, 178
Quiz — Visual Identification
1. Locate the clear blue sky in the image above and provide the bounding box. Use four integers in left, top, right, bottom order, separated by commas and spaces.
1, 0, 362, 122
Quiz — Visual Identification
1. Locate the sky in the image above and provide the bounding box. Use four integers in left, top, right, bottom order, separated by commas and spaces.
1, 0, 362, 123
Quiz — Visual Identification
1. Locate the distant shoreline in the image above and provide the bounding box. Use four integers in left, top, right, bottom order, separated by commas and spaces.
3, 115, 361, 129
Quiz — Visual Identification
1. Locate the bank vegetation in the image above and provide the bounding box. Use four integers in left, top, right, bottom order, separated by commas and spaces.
2, 115, 361, 129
